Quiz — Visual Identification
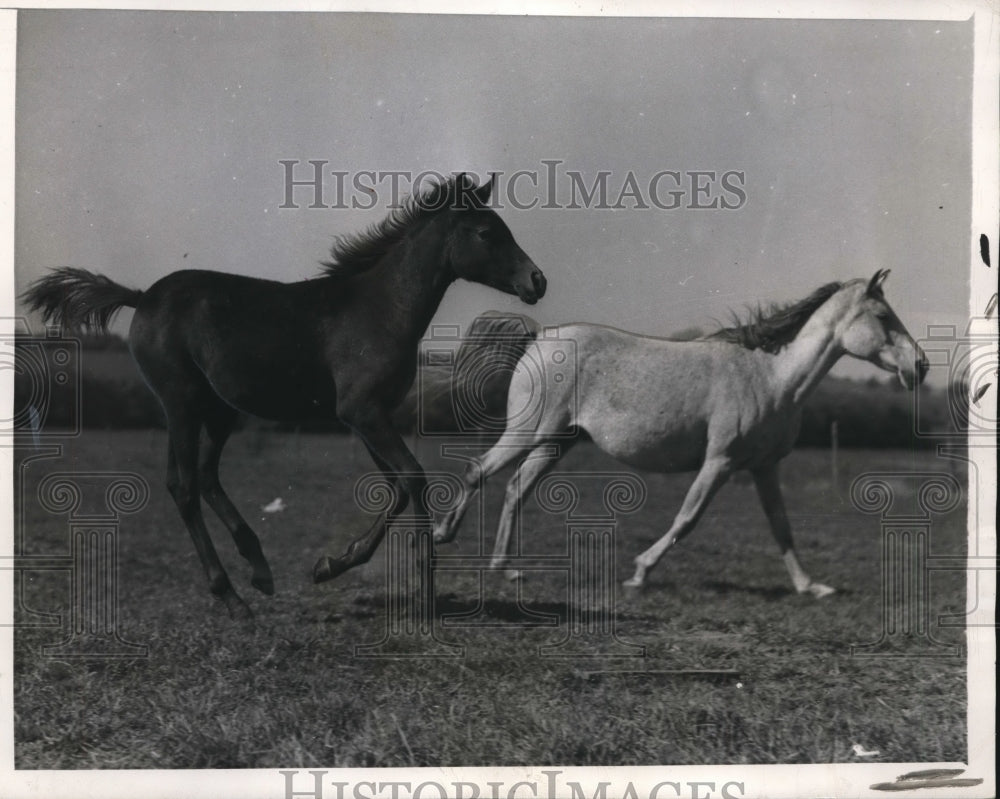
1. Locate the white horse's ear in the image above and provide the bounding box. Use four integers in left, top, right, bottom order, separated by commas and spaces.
473, 173, 496, 206
867, 269, 890, 295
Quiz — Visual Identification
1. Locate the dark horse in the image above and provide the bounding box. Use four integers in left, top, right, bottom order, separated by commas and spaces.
23, 174, 546, 619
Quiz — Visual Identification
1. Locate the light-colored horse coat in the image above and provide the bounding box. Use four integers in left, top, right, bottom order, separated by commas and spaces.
434, 270, 929, 596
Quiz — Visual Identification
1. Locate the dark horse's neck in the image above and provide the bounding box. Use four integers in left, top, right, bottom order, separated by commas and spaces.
340, 213, 456, 344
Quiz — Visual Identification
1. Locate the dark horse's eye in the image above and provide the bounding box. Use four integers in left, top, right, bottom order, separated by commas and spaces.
476, 228, 492, 242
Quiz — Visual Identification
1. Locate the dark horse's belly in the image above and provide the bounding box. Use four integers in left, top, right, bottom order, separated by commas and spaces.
205, 358, 339, 421
191, 322, 341, 421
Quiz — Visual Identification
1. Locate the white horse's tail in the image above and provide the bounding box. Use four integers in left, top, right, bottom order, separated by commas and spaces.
451, 311, 541, 434
398, 311, 541, 435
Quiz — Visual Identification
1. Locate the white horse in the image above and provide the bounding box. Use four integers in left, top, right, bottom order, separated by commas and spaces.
433, 270, 929, 597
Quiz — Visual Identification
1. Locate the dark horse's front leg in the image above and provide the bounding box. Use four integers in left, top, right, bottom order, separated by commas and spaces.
313, 409, 429, 583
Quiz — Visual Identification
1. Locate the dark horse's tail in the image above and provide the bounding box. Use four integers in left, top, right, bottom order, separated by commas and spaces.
21, 267, 142, 333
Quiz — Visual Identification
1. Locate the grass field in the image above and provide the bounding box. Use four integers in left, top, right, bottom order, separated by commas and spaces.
13, 431, 969, 768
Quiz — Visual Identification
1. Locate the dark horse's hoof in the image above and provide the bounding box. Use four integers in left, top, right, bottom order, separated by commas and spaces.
252, 574, 275, 596
313, 555, 350, 584
221, 593, 254, 623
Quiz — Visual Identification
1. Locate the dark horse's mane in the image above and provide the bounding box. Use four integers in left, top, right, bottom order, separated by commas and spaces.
705, 281, 844, 353
320, 176, 467, 278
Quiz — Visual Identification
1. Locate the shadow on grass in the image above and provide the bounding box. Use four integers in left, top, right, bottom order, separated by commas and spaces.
700, 580, 794, 600
699, 580, 856, 600
341, 591, 659, 627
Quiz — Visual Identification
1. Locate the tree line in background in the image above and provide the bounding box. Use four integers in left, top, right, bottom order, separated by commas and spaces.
13, 332, 965, 448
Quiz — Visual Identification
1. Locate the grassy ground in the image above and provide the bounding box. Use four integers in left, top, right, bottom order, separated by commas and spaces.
13, 431, 969, 768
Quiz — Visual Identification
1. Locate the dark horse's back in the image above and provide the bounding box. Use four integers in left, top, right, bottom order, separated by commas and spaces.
130, 270, 341, 421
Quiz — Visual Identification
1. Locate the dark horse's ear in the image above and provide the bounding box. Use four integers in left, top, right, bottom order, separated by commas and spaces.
867, 268, 890, 296
472, 173, 496, 206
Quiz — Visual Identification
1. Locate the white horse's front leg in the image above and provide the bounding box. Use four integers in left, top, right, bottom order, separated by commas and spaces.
752, 464, 835, 598
625, 457, 732, 588
783, 550, 835, 597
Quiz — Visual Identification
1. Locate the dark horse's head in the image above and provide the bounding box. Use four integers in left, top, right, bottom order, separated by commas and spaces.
444, 174, 547, 305
323, 173, 546, 305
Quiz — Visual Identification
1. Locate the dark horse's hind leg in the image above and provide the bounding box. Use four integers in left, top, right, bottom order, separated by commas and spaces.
199, 401, 275, 595
165, 406, 253, 620
313, 410, 427, 583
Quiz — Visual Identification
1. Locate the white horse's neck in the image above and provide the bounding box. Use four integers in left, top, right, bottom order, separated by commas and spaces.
772, 288, 854, 406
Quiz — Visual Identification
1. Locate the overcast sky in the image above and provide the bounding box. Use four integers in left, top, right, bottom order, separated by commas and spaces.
14, 11, 973, 382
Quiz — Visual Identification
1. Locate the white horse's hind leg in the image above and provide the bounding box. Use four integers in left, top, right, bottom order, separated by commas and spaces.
491, 442, 567, 579
751, 464, 835, 598
432, 457, 487, 544
432, 437, 537, 544
436, 339, 575, 550
625, 457, 732, 588
432, 476, 477, 544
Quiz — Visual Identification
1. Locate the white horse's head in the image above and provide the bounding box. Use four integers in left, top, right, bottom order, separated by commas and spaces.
836, 269, 929, 389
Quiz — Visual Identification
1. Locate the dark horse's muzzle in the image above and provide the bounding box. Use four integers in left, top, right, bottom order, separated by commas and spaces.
514, 262, 547, 305
916, 350, 930, 385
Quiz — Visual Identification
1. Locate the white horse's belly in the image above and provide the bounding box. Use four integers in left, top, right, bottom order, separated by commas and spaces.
577, 411, 707, 473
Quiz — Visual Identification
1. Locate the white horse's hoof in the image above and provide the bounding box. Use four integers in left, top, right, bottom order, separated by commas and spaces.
504, 569, 523, 582
806, 583, 836, 598
432, 525, 453, 544
622, 576, 644, 590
